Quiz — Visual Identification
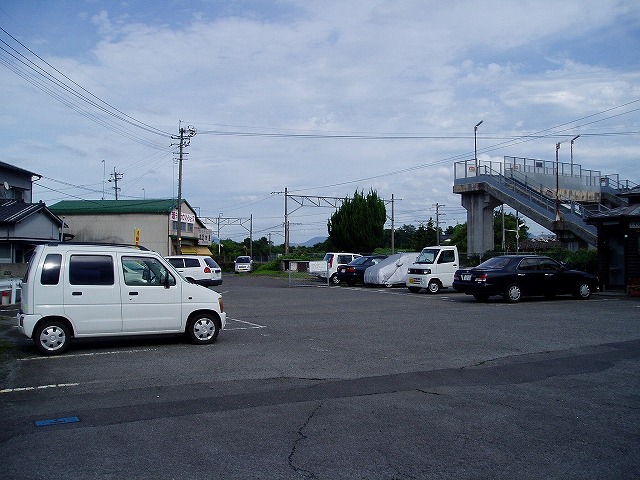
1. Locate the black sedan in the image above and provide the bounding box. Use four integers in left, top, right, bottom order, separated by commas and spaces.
336, 255, 388, 286
452, 255, 599, 303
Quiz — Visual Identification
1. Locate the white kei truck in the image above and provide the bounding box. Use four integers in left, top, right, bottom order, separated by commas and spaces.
406, 245, 459, 294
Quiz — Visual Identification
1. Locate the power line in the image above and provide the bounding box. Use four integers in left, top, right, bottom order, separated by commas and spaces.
0, 26, 172, 150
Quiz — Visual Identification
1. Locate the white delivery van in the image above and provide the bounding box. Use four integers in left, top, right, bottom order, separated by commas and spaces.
17, 242, 226, 355
406, 245, 459, 293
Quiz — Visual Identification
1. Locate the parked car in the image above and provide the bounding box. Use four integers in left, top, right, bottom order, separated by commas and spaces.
309, 252, 362, 285
452, 255, 598, 303
364, 252, 420, 287
406, 245, 459, 293
165, 255, 222, 286
18, 242, 226, 355
234, 256, 253, 273
336, 255, 388, 286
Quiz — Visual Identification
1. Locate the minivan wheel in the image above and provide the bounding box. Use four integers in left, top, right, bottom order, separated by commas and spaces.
505, 284, 522, 303
330, 274, 341, 285
34, 320, 71, 355
186, 314, 219, 344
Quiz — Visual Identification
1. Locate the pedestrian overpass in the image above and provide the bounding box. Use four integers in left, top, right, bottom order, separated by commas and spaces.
453, 156, 636, 253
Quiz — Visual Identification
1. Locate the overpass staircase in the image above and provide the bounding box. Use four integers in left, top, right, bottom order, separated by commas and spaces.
454, 157, 636, 250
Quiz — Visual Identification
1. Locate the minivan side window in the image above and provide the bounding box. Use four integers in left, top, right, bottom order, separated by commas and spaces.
122, 256, 176, 287
41, 253, 62, 285
184, 258, 200, 268
69, 255, 115, 285
167, 258, 184, 268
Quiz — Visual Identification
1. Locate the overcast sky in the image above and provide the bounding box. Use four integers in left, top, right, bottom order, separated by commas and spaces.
1, 1, 639, 244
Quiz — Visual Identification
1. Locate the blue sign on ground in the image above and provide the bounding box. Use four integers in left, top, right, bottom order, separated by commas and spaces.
34, 416, 80, 427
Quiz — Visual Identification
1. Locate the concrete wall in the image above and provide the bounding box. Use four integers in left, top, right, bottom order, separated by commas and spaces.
0, 169, 33, 202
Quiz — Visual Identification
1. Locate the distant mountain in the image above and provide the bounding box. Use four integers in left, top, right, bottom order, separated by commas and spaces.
291, 236, 327, 247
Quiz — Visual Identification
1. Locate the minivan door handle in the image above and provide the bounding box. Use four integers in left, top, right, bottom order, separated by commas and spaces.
72, 291, 82, 296
129, 291, 139, 296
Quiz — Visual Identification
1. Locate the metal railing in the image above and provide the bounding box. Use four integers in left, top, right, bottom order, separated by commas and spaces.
0, 279, 21, 305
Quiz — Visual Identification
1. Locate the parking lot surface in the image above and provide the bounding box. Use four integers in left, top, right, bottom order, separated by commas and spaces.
1, 274, 639, 479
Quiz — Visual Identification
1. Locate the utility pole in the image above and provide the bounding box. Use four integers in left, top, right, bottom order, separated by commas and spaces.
435, 203, 445, 246
555, 142, 561, 221
172, 122, 196, 255
108, 167, 123, 200
284, 187, 289, 254
501, 205, 506, 252
391, 194, 395, 254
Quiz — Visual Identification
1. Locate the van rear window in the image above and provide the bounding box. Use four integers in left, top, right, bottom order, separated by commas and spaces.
41, 254, 62, 285
69, 255, 114, 285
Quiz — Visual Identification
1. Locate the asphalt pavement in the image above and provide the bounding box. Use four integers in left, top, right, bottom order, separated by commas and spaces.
1, 274, 639, 479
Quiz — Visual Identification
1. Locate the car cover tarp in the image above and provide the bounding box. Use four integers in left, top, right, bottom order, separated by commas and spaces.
364, 252, 419, 286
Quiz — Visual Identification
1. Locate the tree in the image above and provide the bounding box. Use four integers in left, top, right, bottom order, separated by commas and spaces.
447, 223, 467, 252
328, 189, 386, 252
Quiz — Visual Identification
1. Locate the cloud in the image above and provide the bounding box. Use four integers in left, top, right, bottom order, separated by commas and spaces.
2, 0, 639, 242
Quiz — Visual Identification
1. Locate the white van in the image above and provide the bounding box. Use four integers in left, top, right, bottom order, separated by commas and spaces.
17, 243, 226, 355
406, 245, 459, 293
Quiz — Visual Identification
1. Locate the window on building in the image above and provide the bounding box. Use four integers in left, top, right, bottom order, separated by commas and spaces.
0, 244, 11, 262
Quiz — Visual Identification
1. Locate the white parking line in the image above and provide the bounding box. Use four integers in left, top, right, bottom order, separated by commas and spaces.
225, 318, 266, 330
0, 383, 80, 394
17, 348, 159, 361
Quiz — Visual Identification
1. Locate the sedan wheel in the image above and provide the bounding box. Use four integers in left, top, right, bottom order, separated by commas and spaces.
573, 282, 592, 300
504, 284, 522, 303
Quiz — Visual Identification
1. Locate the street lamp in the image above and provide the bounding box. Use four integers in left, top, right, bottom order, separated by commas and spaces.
570, 135, 580, 175
474, 120, 483, 175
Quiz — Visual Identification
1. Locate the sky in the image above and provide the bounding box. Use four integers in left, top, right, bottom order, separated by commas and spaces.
1, 0, 639, 245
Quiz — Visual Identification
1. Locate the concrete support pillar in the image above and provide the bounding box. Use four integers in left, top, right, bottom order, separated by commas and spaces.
461, 191, 501, 255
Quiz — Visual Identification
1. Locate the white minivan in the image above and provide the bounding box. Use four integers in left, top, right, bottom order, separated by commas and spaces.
17, 243, 226, 355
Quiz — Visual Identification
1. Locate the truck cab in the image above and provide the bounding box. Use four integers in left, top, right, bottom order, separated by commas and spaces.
406, 245, 459, 294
